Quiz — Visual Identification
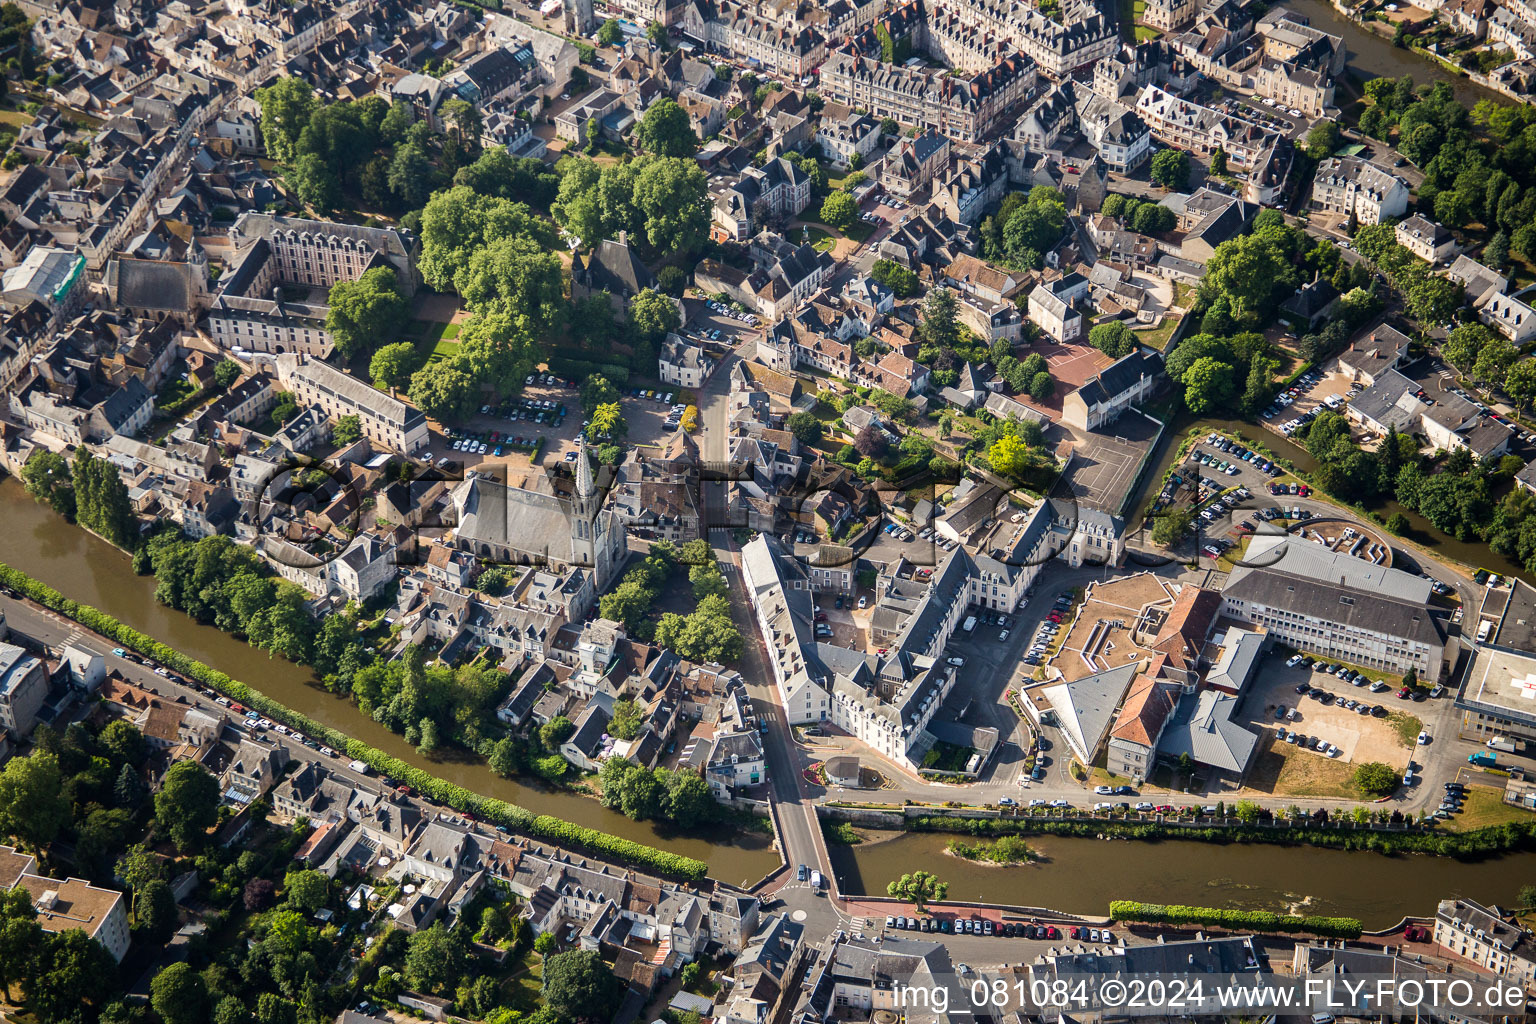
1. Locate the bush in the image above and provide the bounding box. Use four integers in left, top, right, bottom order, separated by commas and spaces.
1109, 901, 1361, 938
0, 561, 708, 882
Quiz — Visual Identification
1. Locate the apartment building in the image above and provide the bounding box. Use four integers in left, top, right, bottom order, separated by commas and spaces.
1396, 214, 1461, 265
1434, 898, 1536, 991
0, 848, 132, 963
274, 354, 430, 454
1311, 156, 1411, 225
0, 642, 46, 738
1028, 272, 1089, 343
818, 48, 1036, 142
1133, 84, 1278, 171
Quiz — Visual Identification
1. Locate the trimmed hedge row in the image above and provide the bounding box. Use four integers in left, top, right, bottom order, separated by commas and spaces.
0, 561, 708, 882
1109, 900, 1362, 939
905, 813, 1536, 858
547, 355, 631, 386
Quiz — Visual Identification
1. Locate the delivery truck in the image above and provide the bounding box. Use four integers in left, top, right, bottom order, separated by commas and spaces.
1487, 736, 1524, 754
1469, 751, 1499, 767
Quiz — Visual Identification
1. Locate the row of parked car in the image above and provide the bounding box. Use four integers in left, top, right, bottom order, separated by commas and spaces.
1023, 593, 1073, 666
1203, 434, 1283, 475
884, 915, 1082, 941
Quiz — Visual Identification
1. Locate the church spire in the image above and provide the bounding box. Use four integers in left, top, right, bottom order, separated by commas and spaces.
576, 443, 595, 503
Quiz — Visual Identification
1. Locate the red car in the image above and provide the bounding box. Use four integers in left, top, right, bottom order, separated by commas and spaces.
1070, 926, 1083, 939
1046, 926, 1059, 939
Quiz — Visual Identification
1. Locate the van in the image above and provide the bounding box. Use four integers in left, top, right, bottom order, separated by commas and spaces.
810, 870, 824, 890
963, 615, 977, 633
1478, 619, 1492, 643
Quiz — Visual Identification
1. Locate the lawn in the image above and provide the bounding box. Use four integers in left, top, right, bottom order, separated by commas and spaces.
1135, 26, 1162, 40
842, 220, 876, 243
1134, 315, 1181, 352
1246, 739, 1364, 799
1443, 786, 1536, 832
803, 226, 835, 253
1386, 710, 1423, 748
922, 741, 973, 772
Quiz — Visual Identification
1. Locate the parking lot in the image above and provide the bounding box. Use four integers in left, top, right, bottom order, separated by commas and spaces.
427, 374, 582, 472
1159, 432, 1284, 558
1260, 364, 1354, 438
680, 297, 763, 349
1238, 652, 1416, 770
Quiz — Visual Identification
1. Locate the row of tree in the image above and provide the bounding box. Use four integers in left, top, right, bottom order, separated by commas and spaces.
21, 450, 136, 548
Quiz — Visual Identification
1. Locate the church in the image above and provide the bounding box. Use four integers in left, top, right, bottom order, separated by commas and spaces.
451, 448, 628, 592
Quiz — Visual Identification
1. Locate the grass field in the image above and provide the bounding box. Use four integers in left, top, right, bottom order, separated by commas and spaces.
1135, 315, 1181, 351
1387, 710, 1423, 747
1247, 739, 1363, 799
803, 226, 835, 253
1443, 786, 1536, 832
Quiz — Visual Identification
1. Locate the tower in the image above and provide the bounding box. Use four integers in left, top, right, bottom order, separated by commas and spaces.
565, 0, 595, 37
571, 443, 600, 566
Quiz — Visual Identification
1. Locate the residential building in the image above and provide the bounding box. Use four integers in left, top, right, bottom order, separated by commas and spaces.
1396, 214, 1460, 264
1061, 349, 1164, 432
1310, 156, 1411, 225
0, 642, 46, 738
1434, 898, 1536, 991
275, 355, 430, 454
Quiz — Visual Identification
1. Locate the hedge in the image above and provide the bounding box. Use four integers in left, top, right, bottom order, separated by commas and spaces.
1109, 900, 1361, 939
904, 814, 1536, 859
0, 561, 708, 882
547, 355, 631, 386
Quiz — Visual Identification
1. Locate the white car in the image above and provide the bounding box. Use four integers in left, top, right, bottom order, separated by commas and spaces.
1417, 731, 1431, 745
947, 656, 965, 667
1094, 785, 1114, 795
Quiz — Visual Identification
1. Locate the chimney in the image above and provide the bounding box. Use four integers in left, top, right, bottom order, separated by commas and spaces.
617, 230, 628, 247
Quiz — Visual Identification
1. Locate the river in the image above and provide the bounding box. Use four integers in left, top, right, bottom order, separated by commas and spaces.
1285, 0, 1505, 107
0, 479, 777, 885
838, 832, 1536, 929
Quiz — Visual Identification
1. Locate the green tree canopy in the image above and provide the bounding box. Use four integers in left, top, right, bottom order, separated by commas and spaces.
154, 761, 220, 852
325, 266, 408, 360
635, 98, 700, 157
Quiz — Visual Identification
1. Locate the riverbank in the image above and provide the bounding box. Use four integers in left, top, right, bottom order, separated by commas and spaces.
835, 831, 1536, 928
0, 479, 779, 883
0, 556, 717, 879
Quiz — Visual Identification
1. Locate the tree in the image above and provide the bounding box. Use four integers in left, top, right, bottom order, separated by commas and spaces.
1088, 321, 1136, 359
534, 932, 557, 955
409, 360, 479, 422
1506, 359, 1536, 415
1150, 148, 1191, 190
244, 878, 278, 911
590, 401, 627, 441
1028, 371, 1054, 400
332, 414, 361, 445
664, 769, 714, 826
406, 923, 466, 994
853, 423, 887, 459
919, 287, 959, 349
72, 450, 135, 548
541, 716, 575, 750
870, 259, 918, 297
213, 359, 242, 388
785, 411, 824, 445
151, 962, 208, 1024
0, 752, 69, 852
543, 949, 622, 1022
135, 879, 177, 943
1151, 507, 1192, 547
598, 18, 622, 43
1486, 229, 1511, 269
629, 288, 680, 345
1353, 761, 1399, 796
632, 156, 709, 256
285, 870, 329, 913
326, 266, 408, 360
370, 342, 423, 390
580, 375, 620, 416
255, 77, 317, 163
20, 450, 73, 517
886, 870, 948, 910
635, 98, 698, 158
988, 435, 1032, 478
1305, 120, 1340, 160
1210, 147, 1228, 176
820, 190, 857, 230
1183, 356, 1236, 414
154, 760, 220, 852
388, 141, 437, 209
289, 151, 340, 211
